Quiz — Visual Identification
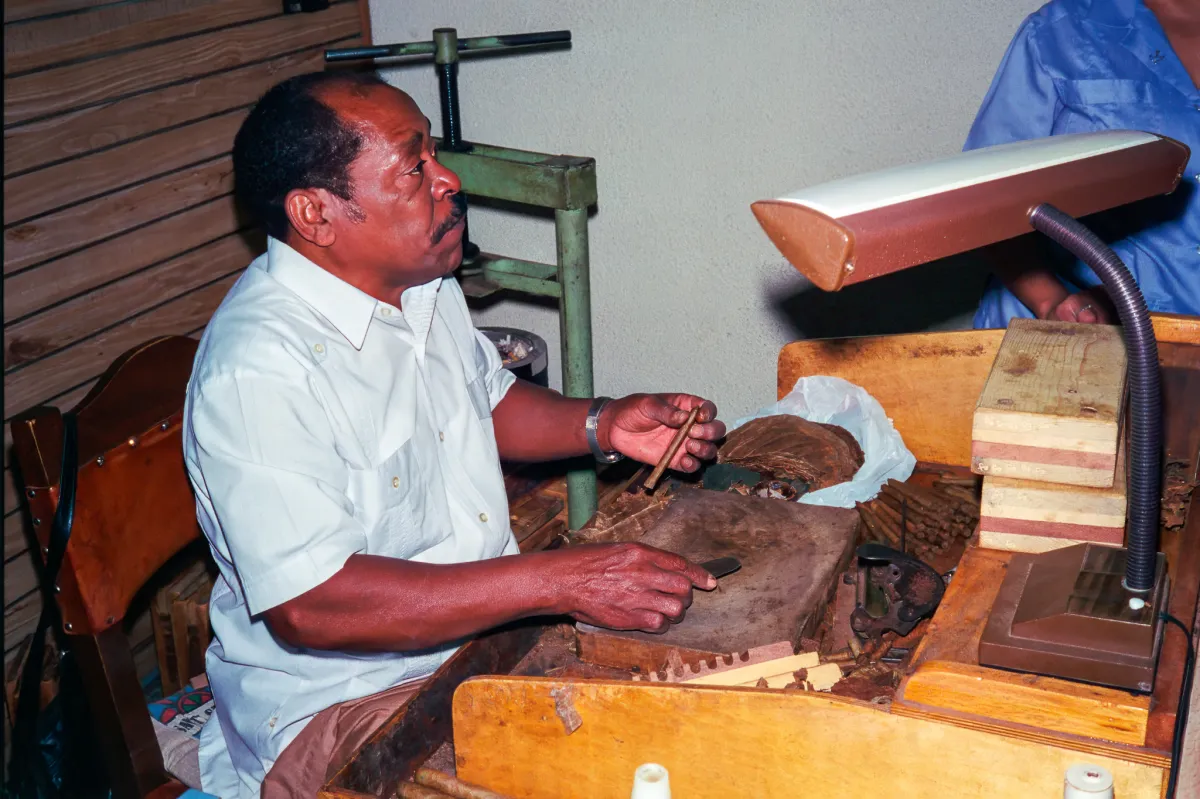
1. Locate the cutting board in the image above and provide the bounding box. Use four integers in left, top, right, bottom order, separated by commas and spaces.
576, 489, 859, 670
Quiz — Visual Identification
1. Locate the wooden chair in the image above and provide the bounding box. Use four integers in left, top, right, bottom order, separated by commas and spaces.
11, 336, 204, 799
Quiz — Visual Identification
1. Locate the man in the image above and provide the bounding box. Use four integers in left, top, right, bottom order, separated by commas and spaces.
183, 71, 726, 798
965, 0, 1199, 328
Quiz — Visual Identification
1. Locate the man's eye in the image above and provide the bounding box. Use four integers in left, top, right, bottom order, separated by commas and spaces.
408, 159, 426, 176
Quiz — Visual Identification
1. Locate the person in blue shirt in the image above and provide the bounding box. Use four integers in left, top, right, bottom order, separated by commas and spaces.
965, 0, 1199, 329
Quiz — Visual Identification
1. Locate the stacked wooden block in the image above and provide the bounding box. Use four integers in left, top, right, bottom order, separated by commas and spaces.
972, 319, 1128, 553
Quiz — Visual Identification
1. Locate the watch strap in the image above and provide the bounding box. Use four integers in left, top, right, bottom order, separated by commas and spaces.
586, 397, 624, 463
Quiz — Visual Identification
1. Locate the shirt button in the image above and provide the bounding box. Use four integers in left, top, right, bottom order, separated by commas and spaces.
381, 307, 392, 317
313, 343, 325, 354
479, 512, 489, 523
392, 477, 400, 488
439, 431, 445, 441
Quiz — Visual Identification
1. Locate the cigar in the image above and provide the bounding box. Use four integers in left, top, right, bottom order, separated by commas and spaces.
873, 500, 936, 539
823, 649, 856, 665
880, 492, 947, 532
643, 407, 701, 492
886, 479, 946, 513
414, 768, 515, 799
933, 475, 980, 488
399, 784, 454, 799
857, 503, 900, 547
866, 504, 902, 545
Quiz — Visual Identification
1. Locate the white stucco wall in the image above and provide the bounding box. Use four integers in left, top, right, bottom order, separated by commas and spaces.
369, 0, 1044, 419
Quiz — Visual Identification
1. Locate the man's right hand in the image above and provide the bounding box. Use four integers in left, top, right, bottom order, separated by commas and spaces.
1041, 286, 1115, 324
547, 543, 716, 633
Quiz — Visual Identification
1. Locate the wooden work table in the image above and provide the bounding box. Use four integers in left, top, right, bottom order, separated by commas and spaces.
320, 314, 1199, 799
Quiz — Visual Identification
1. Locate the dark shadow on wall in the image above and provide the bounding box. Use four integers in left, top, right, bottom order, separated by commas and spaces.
771, 252, 995, 340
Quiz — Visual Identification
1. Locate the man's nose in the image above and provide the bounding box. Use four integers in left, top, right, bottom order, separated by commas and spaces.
430, 159, 462, 200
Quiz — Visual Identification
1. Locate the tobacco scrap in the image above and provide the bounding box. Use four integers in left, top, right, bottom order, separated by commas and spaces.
717, 415, 864, 491
1162, 460, 1196, 531
549, 685, 583, 735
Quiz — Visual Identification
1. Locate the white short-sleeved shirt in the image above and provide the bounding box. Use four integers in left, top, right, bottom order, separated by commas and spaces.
182, 237, 518, 798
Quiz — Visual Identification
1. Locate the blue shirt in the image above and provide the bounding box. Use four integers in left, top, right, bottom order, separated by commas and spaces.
965, 0, 1200, 329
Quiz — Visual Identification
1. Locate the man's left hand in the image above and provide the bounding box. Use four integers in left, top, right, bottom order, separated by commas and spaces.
600, 394, 725, 472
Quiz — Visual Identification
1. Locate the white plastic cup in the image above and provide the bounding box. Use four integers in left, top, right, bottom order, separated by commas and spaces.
631, 763, 671, 799
1064, 764, 1114, 799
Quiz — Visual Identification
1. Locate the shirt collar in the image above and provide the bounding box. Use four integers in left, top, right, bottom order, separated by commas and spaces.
1080, 0, 1139, 28
264, 237, 445, 352
265, 237, 378, 350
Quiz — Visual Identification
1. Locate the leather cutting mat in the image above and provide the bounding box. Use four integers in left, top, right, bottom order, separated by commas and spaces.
577, 489, 859, 657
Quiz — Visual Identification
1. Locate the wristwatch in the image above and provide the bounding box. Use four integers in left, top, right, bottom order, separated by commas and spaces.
585, 397, 624, 463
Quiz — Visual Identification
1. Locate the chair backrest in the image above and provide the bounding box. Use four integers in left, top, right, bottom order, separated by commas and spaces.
10, 335, 201, 799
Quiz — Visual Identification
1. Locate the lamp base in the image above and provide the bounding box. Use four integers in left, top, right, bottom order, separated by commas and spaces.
979, 543, 1168, 693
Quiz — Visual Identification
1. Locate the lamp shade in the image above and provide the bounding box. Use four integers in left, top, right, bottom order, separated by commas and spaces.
752, 131, 1189, 291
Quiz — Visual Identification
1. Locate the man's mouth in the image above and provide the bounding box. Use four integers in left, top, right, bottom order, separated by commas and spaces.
432, 213, 465, 245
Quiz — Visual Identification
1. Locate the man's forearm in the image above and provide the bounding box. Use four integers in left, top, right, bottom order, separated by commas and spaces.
491, 379, 605, 461
265, 552, 562, 652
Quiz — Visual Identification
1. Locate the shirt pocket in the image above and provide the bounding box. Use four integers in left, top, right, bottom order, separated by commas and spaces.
367, 440, 449, 559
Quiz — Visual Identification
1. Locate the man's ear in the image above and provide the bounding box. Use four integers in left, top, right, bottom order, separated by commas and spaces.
284, 189, 337, 248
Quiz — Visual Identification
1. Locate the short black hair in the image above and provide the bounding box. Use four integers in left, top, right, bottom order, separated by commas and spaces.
232, 70, 390, 239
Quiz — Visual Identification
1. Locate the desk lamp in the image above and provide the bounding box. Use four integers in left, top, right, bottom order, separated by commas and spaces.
752, 130, 1190, 691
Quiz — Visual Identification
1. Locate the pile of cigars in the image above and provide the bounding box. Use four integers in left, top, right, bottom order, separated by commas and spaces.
855, 477, 980, 559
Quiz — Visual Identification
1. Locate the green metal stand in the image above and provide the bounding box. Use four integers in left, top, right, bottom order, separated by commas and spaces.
437, 145, 599, 529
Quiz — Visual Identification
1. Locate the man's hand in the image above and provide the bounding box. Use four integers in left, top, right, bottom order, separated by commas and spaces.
600, 393, 726, 471
551, 542, 717, 632
1041, 287, 1115, 325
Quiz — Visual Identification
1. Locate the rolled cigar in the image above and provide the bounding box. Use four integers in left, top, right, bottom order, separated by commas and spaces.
880, 485, 944, 520
399, 784, 454, 799
823, 649, 856, 664
856, 504, 887, 544
873, 499, 938, 538
886, 479, 941, 512
935, 475, 980, 487
858, 503, 900, 547
929, 485, 980, 513
938, 484, 980, 502
643, 407, 700, 492
414, 768, 515, 799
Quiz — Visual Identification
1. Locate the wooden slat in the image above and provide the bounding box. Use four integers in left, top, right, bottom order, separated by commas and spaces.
4, 108, 246, 225
4, 469, 20, 517
4, 156, 233, 274
5, 0, 280, 75
4, 0, 120, 25
6, 230, 260, 369
4, 195, 243, 320
4, 44, 335, 176
4, 510, 31, 563
4, 0, 360, 126
4, 276, 235, 418
4, 549, 37, 606
3, 591, 41, 659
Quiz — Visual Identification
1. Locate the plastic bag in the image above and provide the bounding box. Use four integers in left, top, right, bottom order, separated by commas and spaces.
730, 376, 915, 508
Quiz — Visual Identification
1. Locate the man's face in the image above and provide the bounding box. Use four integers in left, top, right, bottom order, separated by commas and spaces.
317, 84, 466, 289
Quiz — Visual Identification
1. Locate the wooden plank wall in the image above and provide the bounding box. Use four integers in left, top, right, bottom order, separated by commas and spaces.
2, 0, 371, 676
